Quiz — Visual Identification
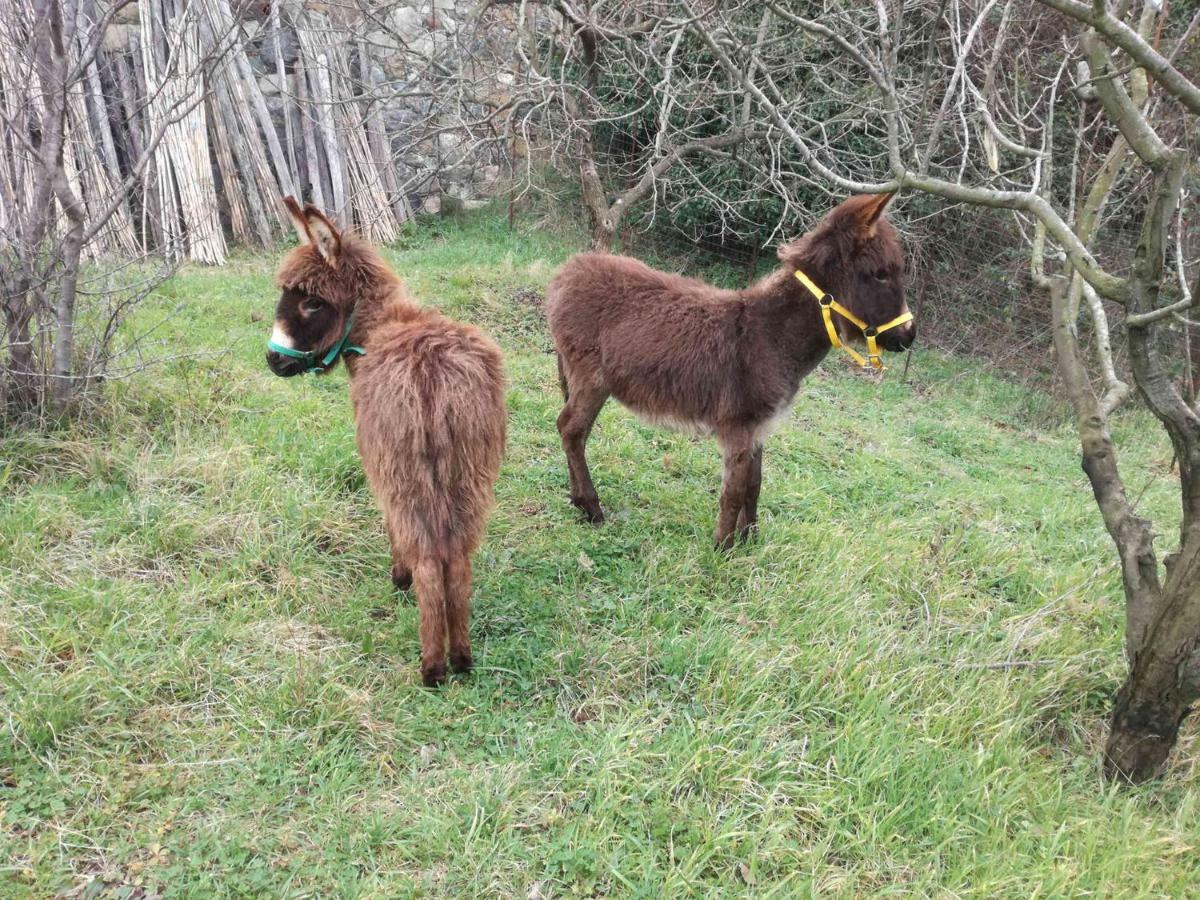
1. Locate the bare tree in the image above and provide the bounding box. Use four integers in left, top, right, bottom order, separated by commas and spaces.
2, 0, 533, 414
685, 0, 1198, 781
0, 0, 267, 414
448, 0, 763, 250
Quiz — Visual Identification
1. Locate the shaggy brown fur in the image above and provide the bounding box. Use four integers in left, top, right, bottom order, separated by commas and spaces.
266, 198, 506, 686
546, 193, 914, 549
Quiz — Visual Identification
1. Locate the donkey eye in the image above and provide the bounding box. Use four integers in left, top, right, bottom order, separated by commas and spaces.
300, 297, 325, 314
874, 271, 892, 282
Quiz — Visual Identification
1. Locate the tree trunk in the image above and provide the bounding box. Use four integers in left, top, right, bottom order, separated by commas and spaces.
2, 284, 39, 410
1105, 532, 1200, 782
1049, 281, 1162, 655
1103, 163, 1200, 782
573, 22, 614, 253
50, 163, 85, 408
41, 0, 86, 407
578, 133, 616, 250
588, 207, 616, 251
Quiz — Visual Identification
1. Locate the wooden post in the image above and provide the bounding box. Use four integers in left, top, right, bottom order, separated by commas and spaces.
294, 50, 326, 210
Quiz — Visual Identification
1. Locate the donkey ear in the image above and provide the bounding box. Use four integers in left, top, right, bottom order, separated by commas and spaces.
302, 203, 342, 268
856, 192, 895, 237
282, 196, 311, 245
302, 206, 345, 270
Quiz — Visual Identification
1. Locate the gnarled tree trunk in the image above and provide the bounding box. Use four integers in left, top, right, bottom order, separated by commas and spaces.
1106, 535, 1200, 781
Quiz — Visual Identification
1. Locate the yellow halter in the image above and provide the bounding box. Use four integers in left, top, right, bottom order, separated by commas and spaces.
793, 269, 913, 371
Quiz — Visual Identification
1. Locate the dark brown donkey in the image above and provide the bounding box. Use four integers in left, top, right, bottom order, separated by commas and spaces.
265, 198, 506, 686
547, 193, 914, 549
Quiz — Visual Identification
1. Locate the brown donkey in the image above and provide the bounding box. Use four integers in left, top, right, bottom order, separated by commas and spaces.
547, 193, 914, 549
265, 198, 506, 686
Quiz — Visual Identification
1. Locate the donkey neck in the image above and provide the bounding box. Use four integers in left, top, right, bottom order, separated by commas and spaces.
346, 270, 424, 350
744, 266, 832, 378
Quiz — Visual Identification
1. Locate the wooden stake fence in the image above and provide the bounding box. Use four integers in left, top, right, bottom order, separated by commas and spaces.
2, 0, 421, 265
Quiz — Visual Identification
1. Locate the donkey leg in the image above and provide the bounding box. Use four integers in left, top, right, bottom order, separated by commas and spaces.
445, 554, 474, 675
391, 549, 413, 592
735, 443, 764, 542
556, 378, 609, 524
715, 430, 754, 551
413, 556, 449, 687
382, 515, 413, 591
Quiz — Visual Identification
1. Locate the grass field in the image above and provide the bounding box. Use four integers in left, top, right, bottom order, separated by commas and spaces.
2, 211, 1197, 897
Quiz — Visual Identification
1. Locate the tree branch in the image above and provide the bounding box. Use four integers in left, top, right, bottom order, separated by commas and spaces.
685, 1, 1129, 301
1038, 0, 1200, 115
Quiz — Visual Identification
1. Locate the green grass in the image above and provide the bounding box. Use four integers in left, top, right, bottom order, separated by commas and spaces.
1, 210, 1196, 897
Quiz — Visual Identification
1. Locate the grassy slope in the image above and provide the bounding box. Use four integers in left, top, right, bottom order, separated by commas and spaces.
1, 212, 1196, 897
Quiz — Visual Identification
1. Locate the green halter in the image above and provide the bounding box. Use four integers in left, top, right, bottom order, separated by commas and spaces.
266, 313, 365, 374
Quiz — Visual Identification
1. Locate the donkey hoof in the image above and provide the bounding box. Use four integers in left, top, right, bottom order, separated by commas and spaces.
421, 662, 448, 688
713, 532, 737, 553
391, 565, 413, 591
449, 651, 473, 675
571, 497, 605, 524
736, 523, 759, 544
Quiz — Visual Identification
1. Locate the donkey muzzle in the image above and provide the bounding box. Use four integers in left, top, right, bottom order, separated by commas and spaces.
266, 349, 307, 377
880, 321, 916, 352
